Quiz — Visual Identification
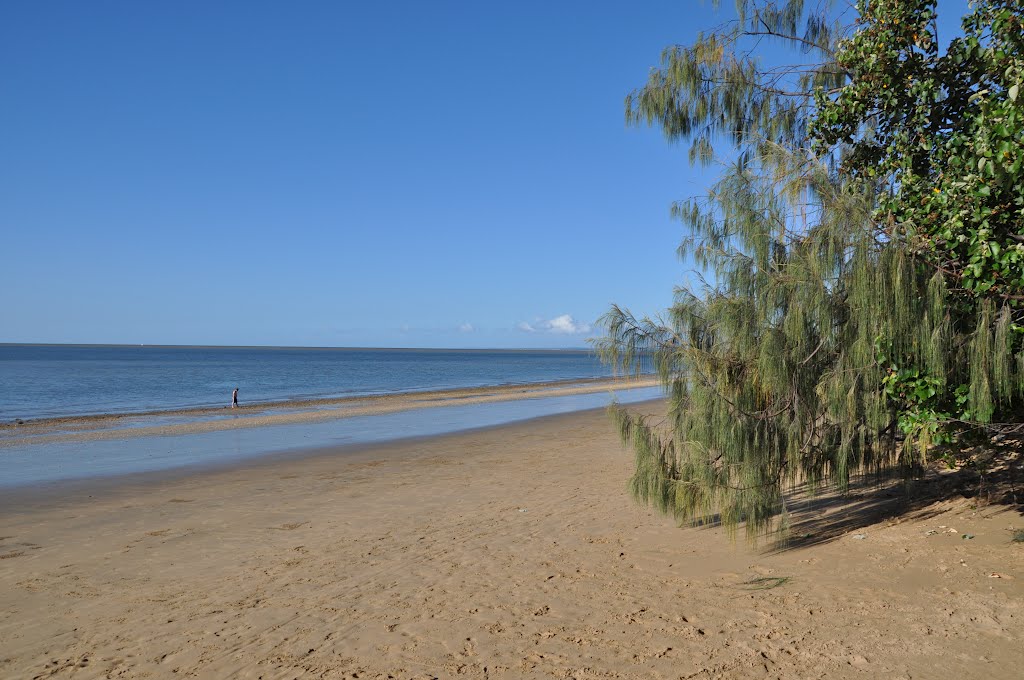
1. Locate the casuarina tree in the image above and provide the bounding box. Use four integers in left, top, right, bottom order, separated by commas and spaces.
597, 0, 1024, 539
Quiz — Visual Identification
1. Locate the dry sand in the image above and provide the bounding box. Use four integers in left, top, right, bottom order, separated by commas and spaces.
1, 404, 1022, 679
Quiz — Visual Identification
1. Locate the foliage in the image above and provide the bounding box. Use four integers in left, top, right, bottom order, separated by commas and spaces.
815, 0, 1024, 439
815, 0, 1024, 300
597, 0, 1024, 540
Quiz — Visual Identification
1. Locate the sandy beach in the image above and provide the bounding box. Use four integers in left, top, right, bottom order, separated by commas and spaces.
2, 403, 1022, 679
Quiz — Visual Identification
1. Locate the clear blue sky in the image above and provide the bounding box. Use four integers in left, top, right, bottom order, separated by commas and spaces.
0, 1, 969, 348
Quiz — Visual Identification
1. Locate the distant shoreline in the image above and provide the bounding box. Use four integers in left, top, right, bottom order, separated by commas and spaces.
0, 376, 660, 448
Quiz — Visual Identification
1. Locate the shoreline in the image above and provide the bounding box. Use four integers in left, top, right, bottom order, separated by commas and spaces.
0, 401, 662, 515
0, 376, 659, 448
0, 346, 621, 426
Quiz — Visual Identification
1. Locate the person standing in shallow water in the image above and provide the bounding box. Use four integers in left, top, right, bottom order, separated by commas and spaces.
231, 387, 239, 408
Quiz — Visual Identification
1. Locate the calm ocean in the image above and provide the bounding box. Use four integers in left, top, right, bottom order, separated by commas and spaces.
0, 345, 618, 421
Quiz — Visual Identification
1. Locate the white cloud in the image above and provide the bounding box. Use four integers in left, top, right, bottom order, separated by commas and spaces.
458, 323, 474, 333
517, 314, 590, 335
546, 314, 589, 334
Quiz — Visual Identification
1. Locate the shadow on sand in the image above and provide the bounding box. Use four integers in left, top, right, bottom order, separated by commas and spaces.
755, 447, 1024, 554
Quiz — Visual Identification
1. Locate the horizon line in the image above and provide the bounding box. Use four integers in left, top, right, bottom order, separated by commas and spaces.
0, 342, 596, 353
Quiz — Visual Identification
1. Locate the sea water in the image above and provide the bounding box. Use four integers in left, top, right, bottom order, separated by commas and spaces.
0, 345, 621, 421
0, 345, 660, 487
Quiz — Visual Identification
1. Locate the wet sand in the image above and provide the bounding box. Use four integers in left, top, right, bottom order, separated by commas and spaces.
0, 376, 659, 448
1, 404, 1022, 679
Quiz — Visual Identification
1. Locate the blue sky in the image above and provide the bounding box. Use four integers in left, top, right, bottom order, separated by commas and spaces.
1, 1, 969, 348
